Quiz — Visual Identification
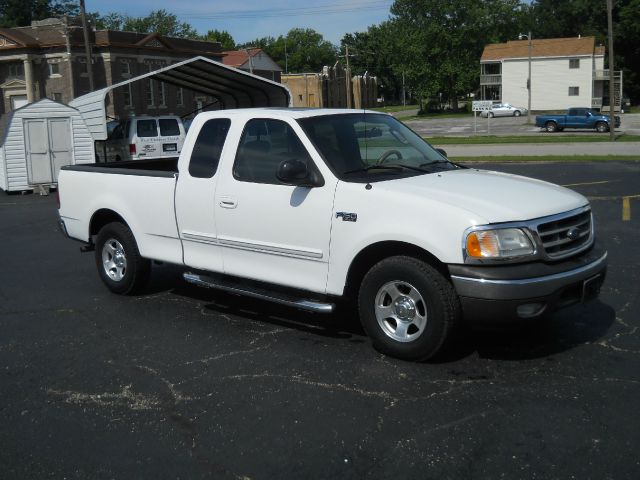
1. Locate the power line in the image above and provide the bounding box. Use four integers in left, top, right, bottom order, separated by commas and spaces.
173, 1, 393, 20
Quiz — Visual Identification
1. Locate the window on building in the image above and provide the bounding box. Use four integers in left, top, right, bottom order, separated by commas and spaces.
121, 60, 132, 77
48, 62, 61, 77
569, 58, 580, 69
77, 57, 88, 75
124, 83, 133, 107
146, 65, 155, 106
8, 63, 24, 78
52, 92, 62, 102
569, 86, 580, 96
158, 80, 166, 107
177, 87, 184, 106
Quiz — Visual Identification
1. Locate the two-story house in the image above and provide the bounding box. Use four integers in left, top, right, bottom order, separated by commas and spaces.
480, 36, 622, 112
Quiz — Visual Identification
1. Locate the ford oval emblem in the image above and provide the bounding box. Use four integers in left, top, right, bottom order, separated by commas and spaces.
566, 227, 581, 240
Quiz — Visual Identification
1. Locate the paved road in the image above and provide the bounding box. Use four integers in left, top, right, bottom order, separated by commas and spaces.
1, 162, 639, 479
404, 113, 640, 137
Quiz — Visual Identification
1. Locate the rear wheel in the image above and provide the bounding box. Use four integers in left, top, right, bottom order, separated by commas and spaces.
545, 121, 558, 133
95, 222, 150, 295
488, 112, 494, 118
514, 110, 521, 117
596, 121, 609, 133
358, 256, 460, 361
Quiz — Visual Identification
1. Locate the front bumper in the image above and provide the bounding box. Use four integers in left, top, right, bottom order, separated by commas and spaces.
448, 245, 607, 322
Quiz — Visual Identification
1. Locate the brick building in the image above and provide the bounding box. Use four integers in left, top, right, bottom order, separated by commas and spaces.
0, 18, 224, 120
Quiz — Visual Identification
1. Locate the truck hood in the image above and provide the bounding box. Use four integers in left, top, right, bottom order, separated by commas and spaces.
378, 168, 588, 224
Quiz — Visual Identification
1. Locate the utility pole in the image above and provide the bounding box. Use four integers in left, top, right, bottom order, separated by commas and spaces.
607, 0, 615, 141
519, 31, 532, 124
345, 45, 352, 108
79, 0, 94, 91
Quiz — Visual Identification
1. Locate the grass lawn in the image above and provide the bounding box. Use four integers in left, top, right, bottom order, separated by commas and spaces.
452, 155, 640, 162
371, 104, 418, 113
426, 134, 640, 145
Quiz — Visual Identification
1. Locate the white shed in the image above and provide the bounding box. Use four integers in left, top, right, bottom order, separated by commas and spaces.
0, 98, 95, 192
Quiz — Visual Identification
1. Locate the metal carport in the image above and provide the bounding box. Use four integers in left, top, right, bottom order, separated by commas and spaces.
69, 56, 292, 141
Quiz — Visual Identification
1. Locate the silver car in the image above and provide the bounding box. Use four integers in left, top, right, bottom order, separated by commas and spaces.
481, 103, 528, 118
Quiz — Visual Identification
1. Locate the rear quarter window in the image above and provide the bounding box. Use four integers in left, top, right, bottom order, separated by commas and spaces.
159, 119, 181, 136
137, 119, 158, 137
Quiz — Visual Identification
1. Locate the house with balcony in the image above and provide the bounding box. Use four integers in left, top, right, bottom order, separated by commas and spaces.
480, 36, 622, 112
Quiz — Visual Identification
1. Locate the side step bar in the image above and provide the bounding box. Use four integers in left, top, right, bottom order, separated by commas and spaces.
183, 272, 335, 314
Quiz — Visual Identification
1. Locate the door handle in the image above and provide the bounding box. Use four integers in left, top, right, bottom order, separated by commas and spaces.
219, 197, 238, 209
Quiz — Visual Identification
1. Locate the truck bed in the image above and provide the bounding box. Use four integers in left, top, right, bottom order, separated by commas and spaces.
62, 157, 179, 177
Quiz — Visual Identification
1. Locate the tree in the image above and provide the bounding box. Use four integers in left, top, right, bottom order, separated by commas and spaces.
239, 28, 338, 73
384, 0, 528, 109
201, 29, 236, 50
0, 0, 63, 27
92, 9, 198, 39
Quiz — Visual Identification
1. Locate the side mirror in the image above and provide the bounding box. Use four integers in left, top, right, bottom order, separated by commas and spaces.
277, 159, 322, 187
436, 148, 448, 158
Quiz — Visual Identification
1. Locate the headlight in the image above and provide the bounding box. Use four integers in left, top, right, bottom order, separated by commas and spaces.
465, 228, 534, 259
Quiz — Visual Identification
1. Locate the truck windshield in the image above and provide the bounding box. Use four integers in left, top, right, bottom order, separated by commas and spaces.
297, 113, 455, 182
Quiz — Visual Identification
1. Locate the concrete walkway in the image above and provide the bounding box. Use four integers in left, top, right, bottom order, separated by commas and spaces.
434, 141, 640, 157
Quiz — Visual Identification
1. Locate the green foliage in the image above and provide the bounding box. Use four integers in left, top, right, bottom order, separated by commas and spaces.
239, 28, 338, 73
201, 30, 235, 50
92, 9, 198, 39
0, 0, 72, 27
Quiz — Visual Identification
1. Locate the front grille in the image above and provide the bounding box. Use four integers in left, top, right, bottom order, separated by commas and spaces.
535, 209, 592, 259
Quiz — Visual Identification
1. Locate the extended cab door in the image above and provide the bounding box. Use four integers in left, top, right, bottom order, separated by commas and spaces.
175, 118, 232, 273
214, 118, 336, 294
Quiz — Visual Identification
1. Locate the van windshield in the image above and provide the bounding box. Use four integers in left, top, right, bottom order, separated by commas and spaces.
137, 119, 158, 138
159, 119, 180, 136
297, 113, 456, 182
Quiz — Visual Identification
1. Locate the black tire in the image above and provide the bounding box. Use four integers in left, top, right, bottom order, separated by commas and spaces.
514, 110, 521, 117
488, 112, 494, 118
545, 121, 557, 133
596, 121, 609, 133
95, 222, 150, 295
358, 256, 460, 361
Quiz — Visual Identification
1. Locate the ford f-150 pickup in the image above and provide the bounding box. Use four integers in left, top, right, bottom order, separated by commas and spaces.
58, 108, 607, 360
535, 108, 621, 132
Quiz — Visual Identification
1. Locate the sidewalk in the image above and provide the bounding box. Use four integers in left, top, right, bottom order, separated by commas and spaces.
434, 142, 640, 157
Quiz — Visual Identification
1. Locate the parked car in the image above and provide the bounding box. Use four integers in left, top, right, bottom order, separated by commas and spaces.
535, 108, 621, 133
58, 108, 607, 361
100, 116, 187, 162
480, 103, 528, 118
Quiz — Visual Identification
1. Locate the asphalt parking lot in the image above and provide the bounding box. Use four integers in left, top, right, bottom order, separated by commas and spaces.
1, 161, 639, 479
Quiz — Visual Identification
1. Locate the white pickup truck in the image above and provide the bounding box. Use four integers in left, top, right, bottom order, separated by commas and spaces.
58, 108, 607, 360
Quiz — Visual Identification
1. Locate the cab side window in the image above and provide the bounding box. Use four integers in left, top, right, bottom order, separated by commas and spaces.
233, 118, 315, 185
188, 118, 231, 179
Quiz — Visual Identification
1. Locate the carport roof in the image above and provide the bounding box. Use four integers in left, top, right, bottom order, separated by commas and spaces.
69, 56, 291, 141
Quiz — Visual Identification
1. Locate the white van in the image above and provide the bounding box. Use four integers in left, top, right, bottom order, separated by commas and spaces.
100, 116, 186, 162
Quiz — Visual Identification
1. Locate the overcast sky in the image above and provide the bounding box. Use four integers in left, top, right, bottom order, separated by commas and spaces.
85, 0, 394, 45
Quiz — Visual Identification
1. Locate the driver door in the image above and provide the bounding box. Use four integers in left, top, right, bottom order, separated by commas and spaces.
214, 118, 336, 294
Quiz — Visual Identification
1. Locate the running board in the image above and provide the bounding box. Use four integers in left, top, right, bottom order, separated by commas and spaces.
183, 272, 335, 314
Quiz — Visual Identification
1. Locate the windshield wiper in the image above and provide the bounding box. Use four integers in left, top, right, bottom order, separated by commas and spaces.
342, 164, 407, 175
419, 159, 451, 168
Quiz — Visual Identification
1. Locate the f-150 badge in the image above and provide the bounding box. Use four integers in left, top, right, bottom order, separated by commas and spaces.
336, 212, 357, 222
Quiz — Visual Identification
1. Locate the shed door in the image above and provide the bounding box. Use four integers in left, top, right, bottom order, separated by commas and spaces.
25, 119, 52, 184
24, 117, 72, 185
48, 118, 72, 181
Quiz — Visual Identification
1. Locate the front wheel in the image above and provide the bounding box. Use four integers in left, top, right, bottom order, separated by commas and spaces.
596, 121, 609, 133
358, 256, 460, 361
95, 222, 150, 295
514, 110, 521, 117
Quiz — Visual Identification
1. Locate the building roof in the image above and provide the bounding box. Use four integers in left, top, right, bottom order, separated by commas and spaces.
0, 19, 223, 57
222, 48, 263, 67
481, 36, 602, 62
